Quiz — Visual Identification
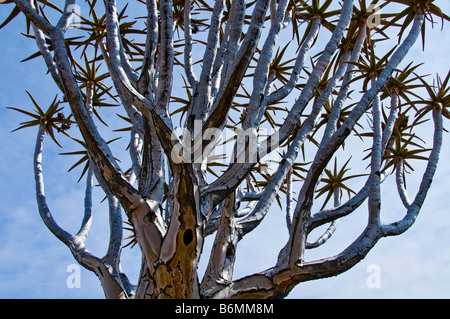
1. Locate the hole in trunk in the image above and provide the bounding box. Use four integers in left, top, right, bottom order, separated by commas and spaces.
183, 229, 194, 247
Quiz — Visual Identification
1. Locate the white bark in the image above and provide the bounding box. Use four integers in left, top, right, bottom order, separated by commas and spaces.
183, 0, 198, 89
368, 75, 383, 226
306, 187, 340, 249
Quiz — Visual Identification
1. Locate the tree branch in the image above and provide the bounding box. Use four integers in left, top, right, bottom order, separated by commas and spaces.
202, 0, 271, 135
34, 125, 73, 245
50, 27, 141, 212
201, 192, 238, 297
34, 124, 129, 298
278, 49, 353, 267
320, 23, 367, 144
244, 0, 290, 129
155, 0, 174, 113
103, 0, 178, 159
138, 0, 158, 98
13, 0, 54, 34
75, 165, 94, 242
56, 0, 75, 32
183, 0, 198, 89
278, 6, 425, 270
396, 159, 412, 208
28, 12, 64, 91
306, 187, 340, 249
265, 17, 321, 106
202, 0, 354, 211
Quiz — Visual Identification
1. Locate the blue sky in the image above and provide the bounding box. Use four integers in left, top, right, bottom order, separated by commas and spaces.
1, 1, 450, 299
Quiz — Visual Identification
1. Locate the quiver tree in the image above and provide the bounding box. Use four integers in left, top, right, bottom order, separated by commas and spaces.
1, 0, 449, 298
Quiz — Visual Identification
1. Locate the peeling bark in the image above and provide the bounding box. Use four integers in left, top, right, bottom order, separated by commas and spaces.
8, 0, 444, 300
